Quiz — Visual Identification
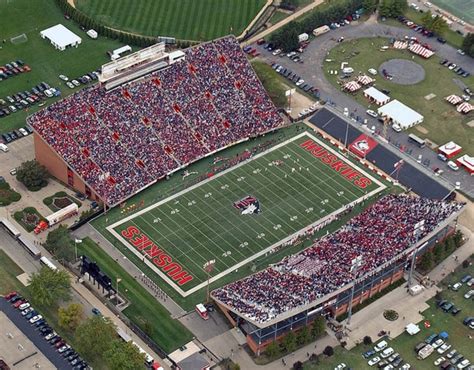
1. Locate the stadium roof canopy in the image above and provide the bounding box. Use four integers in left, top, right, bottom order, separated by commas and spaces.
40, 24, 82, 51
377, 100, 424, 129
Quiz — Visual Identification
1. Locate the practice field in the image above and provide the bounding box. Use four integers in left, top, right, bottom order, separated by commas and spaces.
431, 0, 474, 25
76, 0, 266, 41
108, 132, 385, 296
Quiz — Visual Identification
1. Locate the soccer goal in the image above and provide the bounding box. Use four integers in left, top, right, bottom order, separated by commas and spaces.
10, 33, 28, 45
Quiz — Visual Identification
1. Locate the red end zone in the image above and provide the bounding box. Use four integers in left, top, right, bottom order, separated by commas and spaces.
349, 134, 378, 158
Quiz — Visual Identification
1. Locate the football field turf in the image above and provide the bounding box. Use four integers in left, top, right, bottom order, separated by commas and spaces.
107, 132, 386, 297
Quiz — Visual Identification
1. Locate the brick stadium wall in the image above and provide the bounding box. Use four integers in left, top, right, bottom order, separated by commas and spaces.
34, 133, 101, 201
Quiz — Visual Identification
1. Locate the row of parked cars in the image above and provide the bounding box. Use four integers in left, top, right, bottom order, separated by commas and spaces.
363, 340, 410, 369
0, 59, 31, 82
0, 81, 59, 119
1, 125, 32, 144
60, 71, 100, 90
5, 291, 89, 370
397, 15, 435, 38
270, 62, 319, 97
440, 59, 471, 78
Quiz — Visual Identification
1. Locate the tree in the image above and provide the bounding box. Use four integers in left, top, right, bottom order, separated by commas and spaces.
15, 160, 49, 191
363, 335, 373, 345
420, 12, 448, 35
265, 340, 280, 358
297, 326, 311, 345
444, 237, 455, 255
453, 230, 463, 248
270, 22, 299, 52
323, 345, 334, 357
58, 303, 84, 331
75, 316, 117, 361
419, 251, 433, 271
28, 267, 71, 306
433, 243, 445, 264
293, 360, 303, 370
283, 331, 297, 353
44, 225, 75, 262
362, 0, 377, 13
231, 364, 241, 370
461, 33, 474, 57
104, 340, 145, 370
310, 315, 325, 339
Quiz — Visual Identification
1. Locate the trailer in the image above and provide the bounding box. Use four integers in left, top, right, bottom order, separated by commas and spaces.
34, 203, 78, 234
298, 33, 309, 43
417, 344, 434, 359
313, 25, 330, 37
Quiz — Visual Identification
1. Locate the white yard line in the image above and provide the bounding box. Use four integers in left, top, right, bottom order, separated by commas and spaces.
106, 132, 386, 297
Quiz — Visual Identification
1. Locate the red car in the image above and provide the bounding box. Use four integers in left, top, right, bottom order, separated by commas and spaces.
13, 300, 25, 308
5, 291, 17, 300
23, 65, 31, 72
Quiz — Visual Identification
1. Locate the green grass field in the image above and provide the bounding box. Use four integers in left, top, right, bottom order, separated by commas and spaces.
324, 37, 474, 156
107, 132, 384, 296
77, 238, 193, 353
75, 0, 266, 41
431, 0, 474, 26
0, 0, 123, 134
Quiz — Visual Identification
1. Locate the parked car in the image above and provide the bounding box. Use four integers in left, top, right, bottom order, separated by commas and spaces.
366, 109, 378, 118
368, 356, 381, 366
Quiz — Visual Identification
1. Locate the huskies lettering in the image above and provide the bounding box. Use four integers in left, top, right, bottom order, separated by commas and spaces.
233, 195, 261, 215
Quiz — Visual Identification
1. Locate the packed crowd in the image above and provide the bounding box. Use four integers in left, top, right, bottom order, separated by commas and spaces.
212, 194, 463, 324
28, 36, 282, 205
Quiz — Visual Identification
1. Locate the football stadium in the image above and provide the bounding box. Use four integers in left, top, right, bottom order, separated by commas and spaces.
27, 34, 465, 356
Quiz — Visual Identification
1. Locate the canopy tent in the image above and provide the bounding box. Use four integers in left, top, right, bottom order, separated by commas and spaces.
343, 81, 361, 92
408, 43, 434, 58
40, 24, 81, 51
393, 40, 408, 49
377, 100, 424, 129
357, 75, 374, 85
445, 94, 463, 105
456, 154, 474, 174
438, 141, 462, 159
456, 102, 474, 114
405, 323, 421, 336
363, 87, 390, 106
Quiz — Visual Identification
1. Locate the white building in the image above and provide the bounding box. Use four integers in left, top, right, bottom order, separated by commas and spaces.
377, 100, 424, 129
40, 24, 82, 51
363, 87, 390, 106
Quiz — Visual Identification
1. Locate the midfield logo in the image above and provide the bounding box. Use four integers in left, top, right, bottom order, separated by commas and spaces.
233, 195, 261, 215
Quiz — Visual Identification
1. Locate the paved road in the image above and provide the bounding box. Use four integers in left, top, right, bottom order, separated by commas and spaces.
253, 20, 474, 197
0, 299, 72, 370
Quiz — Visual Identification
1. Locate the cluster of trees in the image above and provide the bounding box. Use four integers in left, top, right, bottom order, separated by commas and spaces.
29, 266, 71, 306
270, 0, 364, 51
461, 33, 474, 57
420, 11, 449, 36
419, 231, 463, 272
55, 0, 197, 48
16, 160, 49, 191
265, 315, 326, 358
44, 225, 76, 263
378, 0, 408, 18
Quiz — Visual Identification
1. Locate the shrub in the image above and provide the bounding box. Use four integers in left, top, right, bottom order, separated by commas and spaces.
363, 335, 373, 345
323, 346, 334, 357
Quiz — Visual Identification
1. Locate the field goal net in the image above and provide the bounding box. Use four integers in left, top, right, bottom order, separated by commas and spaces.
10, 33, 28, 45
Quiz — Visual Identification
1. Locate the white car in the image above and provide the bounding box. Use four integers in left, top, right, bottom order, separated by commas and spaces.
29, 315, 42, 324
457, 49, 466, 55
381, 347, 394, 358
432, 339, 444, 349
457, 359, 471, 369
58, 345, 70, 353
368, 356, 381, 366
334, 363, 346, 370
434, 357, 446, 365
272, 49, 282, 56
66, 81, 75, 89
296, 79, 305, 86
287, 51, 296, 58
391, 123, 402, 132
400, 364, 411, 370
59, 74, 69, 81
467, 278, 474, 287
448, 161, 459, 171
71, 79, 81, 87
8, 105, 17, 113
45, 332, 57, 341
366, 109, 378, 118
448, 63, 457, 70
18, 302, 30, 310
464, 290, 474, 299
19, 128, 28, 136
437, 343, 451, 354
21, 307, 33, 316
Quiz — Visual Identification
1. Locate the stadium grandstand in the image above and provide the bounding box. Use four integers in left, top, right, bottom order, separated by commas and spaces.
211, 194, 464, 354
28, 36, 283, 206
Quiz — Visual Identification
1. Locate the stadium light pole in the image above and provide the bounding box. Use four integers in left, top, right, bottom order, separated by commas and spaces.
203, 260, 215, 303
346, 283, 356, 326
408, 220, 424, 287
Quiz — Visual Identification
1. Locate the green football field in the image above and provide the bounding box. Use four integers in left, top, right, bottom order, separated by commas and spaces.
107, 132, 385, 296
431, 0, 474, 25
75, 0, 266, 41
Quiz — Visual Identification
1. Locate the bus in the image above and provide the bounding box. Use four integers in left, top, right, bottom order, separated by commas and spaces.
408, 133, 426, 148
195, 303, 209, 320
40, 256, 57, 271
18, 235, 41, 259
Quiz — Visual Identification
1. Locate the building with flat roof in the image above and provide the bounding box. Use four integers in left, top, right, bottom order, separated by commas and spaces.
40, 24, 81, 51
363, 87, 390, 106
438, 141, 462, 159
377, 100, 424, 129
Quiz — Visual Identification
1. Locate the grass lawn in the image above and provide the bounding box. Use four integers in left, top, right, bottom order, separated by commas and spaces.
269, 10, 291, 25
77, 238, 193, 353
430, 0, 474, 26
0, 0, 124, 134
251, 60, 290, 108
13, 207, 45, 233
43, 191, 82, 212
0, 180, 21, 206
75, 0, 266, 41
0, 250, 24, 294
323, 37, 474, 156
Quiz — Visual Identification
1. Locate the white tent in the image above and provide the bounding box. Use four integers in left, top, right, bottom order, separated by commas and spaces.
456, 102, 474, 114
445, 95, 463, 105
357, 75, 374, 85
363, 87, 390, 106
408, 43, 434, 58
40, 24, 81, 51
343, 81, 361, 92
406, 323, 421, 336
393, 40, 408, 49
377, 100, 424, 129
